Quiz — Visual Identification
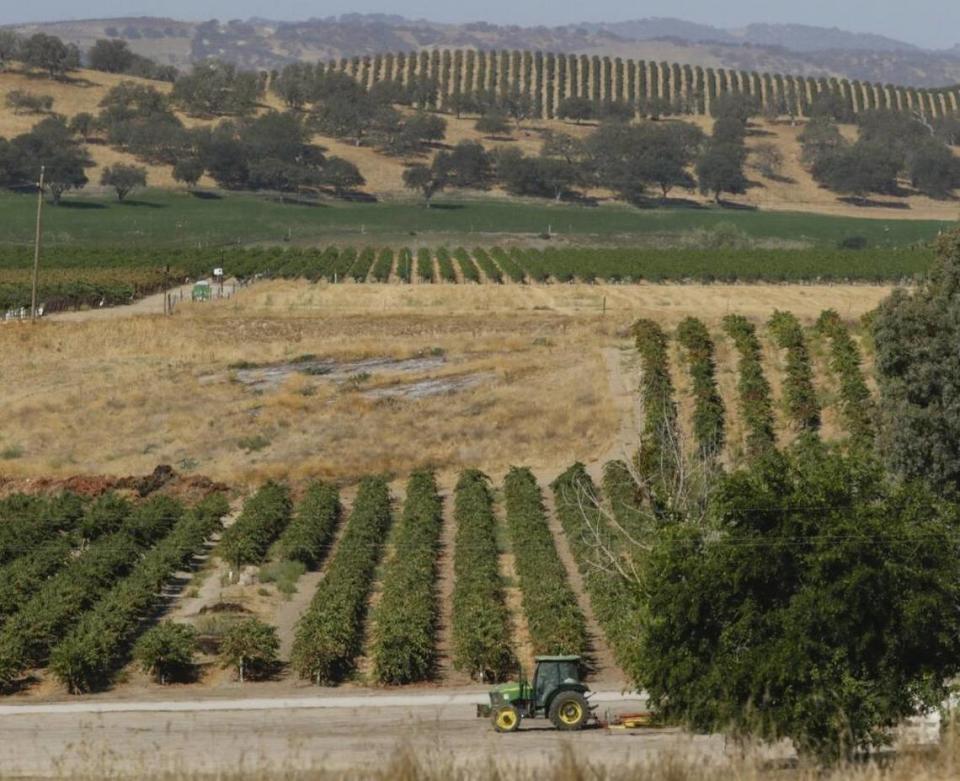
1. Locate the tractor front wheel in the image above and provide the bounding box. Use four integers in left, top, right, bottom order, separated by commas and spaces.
492, 704, 521, 733
549, 692, 589, 731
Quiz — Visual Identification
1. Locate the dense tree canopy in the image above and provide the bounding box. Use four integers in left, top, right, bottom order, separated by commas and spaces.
172, 60, 262, 116
874, 230, 960, 497
638, 439, 960, 763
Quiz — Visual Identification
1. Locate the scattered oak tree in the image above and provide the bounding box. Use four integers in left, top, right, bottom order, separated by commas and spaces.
402, 157, 449, 207
100, 164, 147, 201
172, 156, 204, 190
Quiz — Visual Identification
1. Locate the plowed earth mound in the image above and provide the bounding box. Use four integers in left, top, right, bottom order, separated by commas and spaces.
0, 464, 229, 502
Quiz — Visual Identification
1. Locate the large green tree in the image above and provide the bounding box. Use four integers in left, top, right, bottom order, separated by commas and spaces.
638, 439, 960, 763
874, 230, 960, 497
12, 117, 92, 203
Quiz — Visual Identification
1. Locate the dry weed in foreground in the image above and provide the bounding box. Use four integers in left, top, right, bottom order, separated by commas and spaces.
25, 731, 960, 781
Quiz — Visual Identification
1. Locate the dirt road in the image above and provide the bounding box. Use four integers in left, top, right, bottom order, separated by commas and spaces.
0, 690, 732, 777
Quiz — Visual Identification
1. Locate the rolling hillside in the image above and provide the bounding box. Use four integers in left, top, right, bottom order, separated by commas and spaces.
8, 14, 960, 88
0, 65, 957, 221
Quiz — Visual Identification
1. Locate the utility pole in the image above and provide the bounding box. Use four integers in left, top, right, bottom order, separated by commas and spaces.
30, 166, 45, 321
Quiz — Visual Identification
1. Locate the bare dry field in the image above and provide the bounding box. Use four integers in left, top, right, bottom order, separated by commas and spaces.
0, 280, 890, 488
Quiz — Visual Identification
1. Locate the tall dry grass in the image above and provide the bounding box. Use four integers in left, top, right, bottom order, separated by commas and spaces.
14, 734, 960, 781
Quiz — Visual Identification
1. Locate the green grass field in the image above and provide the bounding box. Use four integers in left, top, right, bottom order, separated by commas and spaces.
0, 190, 952, 248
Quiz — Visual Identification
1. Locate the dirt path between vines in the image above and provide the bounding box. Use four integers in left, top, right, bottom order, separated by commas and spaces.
541, 489, 624, 686
272, 488, 356, 662
434, 481, 473, 685
595, 345, 642, 478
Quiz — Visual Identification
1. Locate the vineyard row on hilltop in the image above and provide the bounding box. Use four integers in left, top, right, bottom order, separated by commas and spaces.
296, 48, 960, 120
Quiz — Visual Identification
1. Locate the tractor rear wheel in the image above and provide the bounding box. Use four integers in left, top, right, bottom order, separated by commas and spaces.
549, 691, 589, 731
492, 704, 521, 733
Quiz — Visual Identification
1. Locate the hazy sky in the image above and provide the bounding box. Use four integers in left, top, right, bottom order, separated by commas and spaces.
3, 1, 958, 50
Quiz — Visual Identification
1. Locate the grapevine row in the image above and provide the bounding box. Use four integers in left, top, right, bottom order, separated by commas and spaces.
275, 482, 341, 569
48, 495, 229, 693
450, 470, 514, 681
552, 464, 645, 682
1, 246, 933, 312
303, 48, 960, 121
0, 496, 184, 686
632, 319, 678, 476
768, 311, 822, 433
502, 467, 587, 656
0, 493, 84, 565
291, 477, 392, 684
723, 315, 776, 456
676, 317, 726, 459
219, 482, 293, 570
0, 494, 130, 622
816, 310, 875, 444
371, 471, 443, 684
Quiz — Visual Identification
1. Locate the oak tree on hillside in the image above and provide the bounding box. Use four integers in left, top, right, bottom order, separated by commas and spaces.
0, 31, 19, 70
11, 116, 92, 203
403, 155, 451, 206
556, 96, 594, 124
100, 164, 148, 201
20, 33, 77, 79
322, 156, 365, 197
172, 157, 204, 189
88, 39, 135, 74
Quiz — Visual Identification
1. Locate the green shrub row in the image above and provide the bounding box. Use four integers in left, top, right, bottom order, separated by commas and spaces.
472, 248, 503, 283
0, 494, 134, 622
371, 248, 394, 282
396, 248, 414, 283
275, 482, 341, 569
552, 464, 645, 682
0, 493, 84, 565
0, 538, 73, 623
489, 247, 525, 283
632, 319, 679, 476
454, 247, 480, 283
0, 496, 184, 685
768, 310, 822, 433
219, 482, 292, 570
451, 470, 514, 681
723, 315, 776, 457
372, 471, 443, 684
503, 467, 587, 656
436, 247, 457, 282
6, 244, 931, 313
416, 248, 434, 283
291, 477, 392, 684
350, 247, 376, 282
48, 495, 229, 692
816, 309, 875, 444
676, 317, 726, 459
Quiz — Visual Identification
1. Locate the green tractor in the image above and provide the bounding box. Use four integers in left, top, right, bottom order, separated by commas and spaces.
477, 655, 593, 732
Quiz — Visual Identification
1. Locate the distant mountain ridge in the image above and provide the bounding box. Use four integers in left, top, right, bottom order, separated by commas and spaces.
6, 14, 960, 88
580, 18, 923, 53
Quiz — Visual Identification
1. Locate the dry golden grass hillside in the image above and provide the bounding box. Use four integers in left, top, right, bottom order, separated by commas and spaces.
0, 280, 890, 488
1, 66, 958, 218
